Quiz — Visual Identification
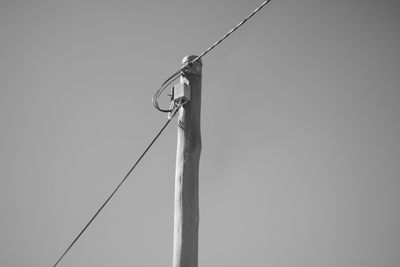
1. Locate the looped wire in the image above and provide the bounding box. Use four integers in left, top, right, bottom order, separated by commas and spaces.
152, 69, 184, 113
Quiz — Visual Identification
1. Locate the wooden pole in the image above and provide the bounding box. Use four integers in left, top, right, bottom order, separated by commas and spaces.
173, 55, 202, 267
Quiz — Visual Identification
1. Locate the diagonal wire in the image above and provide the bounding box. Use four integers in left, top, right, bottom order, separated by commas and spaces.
152, 0, 272, 113
187, 0, 272, 66
52, 107, 182, 267
53, 1, 273, 266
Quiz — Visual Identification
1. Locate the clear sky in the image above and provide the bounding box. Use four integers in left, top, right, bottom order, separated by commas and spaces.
1, 0, 399, 266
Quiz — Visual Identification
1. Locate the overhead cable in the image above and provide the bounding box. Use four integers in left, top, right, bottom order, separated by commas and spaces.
53, 1, 272, 265
153, 0, 272, 112
52, 105, 183, 267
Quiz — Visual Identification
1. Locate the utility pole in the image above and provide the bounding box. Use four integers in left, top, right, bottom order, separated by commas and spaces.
172, 55, 202, 267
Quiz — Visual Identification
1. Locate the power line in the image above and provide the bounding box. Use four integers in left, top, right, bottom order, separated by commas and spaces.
53, 1, 272, 266
153, 0, 272, 113
188, 0, 272, 66
52, 107, 182, 267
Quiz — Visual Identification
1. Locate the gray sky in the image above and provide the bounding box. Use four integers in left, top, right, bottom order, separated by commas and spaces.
1, 0, 399, 266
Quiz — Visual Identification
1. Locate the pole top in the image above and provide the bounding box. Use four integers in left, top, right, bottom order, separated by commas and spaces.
182, 55, 202, 74
182, 55, 202, 66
